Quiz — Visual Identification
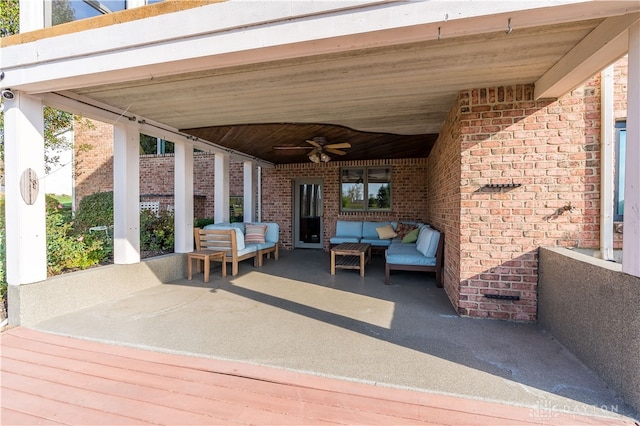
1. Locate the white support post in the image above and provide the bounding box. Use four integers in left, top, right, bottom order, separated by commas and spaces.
600, 65, 614, 261
3, 91, 47, 285
174, 142, 194, 253
113, 122, 140, 264
622, 22, 640, 277
214, 154, 230, 224
243, 161, 257, 223
19, 0, 45, 32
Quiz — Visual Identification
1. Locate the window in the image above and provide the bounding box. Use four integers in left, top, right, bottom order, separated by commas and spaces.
614, 121, 626, 221
340, 167, 391, 211
50, 1, 164, 26
140, 134, 174, 154
51, 1, 126, 25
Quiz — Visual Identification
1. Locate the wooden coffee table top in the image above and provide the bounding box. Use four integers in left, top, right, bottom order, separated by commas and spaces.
331, 243, 371, 255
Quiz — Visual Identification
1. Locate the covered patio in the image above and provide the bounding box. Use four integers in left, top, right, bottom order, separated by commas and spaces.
2, 0, 640, 420
6, 250, 637, 421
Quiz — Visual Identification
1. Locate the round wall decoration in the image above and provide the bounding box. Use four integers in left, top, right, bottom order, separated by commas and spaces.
20, 168, 40, 205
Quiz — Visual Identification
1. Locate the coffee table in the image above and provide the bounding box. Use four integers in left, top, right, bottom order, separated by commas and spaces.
330, 243, 372, 277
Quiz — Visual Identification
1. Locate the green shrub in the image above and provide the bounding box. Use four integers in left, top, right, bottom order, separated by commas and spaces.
194, 217, 216, 228
140, 209, 175, 252
74, 191, 114, 233
46, 206, 104, 275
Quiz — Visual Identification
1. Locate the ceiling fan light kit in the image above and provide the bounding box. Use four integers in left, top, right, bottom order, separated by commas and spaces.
308, 151, 331, 163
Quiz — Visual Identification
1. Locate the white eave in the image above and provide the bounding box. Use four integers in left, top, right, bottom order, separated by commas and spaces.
2, 0, 638, 95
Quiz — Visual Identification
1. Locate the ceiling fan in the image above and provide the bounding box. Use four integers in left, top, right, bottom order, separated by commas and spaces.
273, 137, 351, 163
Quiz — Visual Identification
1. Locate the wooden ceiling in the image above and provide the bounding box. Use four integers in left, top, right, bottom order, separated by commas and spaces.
181, 123, 438, 164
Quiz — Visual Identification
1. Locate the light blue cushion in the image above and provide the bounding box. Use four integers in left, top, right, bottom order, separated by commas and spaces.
416, 227, 440, 258
362, 221, 398, 239
362, 221, 385, 239
330, 236, 360, 244
360, 238, 392, 247
335, 221, 363, 238
233, 245, 257, 256
385, 244, 436, 266
203, 224, 245, 250
253, 241, 275, 251
230, 222, 245, 233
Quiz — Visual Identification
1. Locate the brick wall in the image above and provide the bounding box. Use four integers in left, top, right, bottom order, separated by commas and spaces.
427, 82, 609, 322
75, 119, 114, 203
262, 159, 429, 250
75, 120, 245, 218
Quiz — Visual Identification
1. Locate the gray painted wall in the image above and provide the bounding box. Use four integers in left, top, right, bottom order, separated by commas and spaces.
8, 253, 186, 327
538, 247, 640, 413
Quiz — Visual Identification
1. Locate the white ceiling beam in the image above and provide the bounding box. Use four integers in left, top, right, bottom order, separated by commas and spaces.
535, 12, 640, 99
40, 92, 274, 168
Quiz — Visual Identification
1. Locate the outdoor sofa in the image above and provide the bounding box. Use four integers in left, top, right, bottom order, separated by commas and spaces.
329, 220, 399, 250
199, 222, 279, 276
384, 225, 444, 287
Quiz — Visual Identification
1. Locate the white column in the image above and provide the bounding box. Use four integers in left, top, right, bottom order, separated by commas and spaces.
600, 65, 614, 261
4, 91, 47, 285
214, 154, 230, 224
174, 142, 194, 253
243, 161, 257, 223
113, 122, 140, 264
19, 0, 45, 32
622, 22, 640, 277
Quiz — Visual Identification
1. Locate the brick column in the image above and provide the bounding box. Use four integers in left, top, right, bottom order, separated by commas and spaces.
431, 83, 604, 322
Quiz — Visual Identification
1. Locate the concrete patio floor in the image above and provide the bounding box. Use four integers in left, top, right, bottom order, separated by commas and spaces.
30, 249, 638, 422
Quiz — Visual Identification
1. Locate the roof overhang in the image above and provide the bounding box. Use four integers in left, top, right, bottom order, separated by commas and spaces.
1, 0, 638, 164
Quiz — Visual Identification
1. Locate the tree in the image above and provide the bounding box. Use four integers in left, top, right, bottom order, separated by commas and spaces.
0, 0, 19, 37
52, 0, 74, 25
376, 184, 390, 208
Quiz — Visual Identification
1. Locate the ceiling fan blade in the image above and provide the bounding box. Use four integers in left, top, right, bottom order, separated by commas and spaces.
326, 142, 351, 149
326, 148, 347, 155
272, 145, 312, 150
306, 139, 322, 149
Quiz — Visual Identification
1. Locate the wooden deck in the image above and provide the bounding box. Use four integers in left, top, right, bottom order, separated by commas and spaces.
1, 328, 634, 425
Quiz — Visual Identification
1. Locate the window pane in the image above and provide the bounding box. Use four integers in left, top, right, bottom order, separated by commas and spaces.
367, 167, 391, 210
341, 168, 365, 210
53, 0, 126, 25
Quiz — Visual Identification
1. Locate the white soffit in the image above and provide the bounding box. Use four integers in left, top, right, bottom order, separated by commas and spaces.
40, 91, 274, 168
2, 0, 638, 93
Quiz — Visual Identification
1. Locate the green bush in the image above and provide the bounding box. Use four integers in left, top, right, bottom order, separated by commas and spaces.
46, 205, 104, 275
140, 209, 175, 252
74, 191, 114, 233
194, 217, 216, 228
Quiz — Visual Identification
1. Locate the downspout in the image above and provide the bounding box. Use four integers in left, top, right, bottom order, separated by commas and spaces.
600, 65, 614, 261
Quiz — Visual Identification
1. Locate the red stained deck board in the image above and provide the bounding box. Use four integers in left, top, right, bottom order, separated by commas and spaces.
1, 387, 149, 425
1, 407, 67, 425
1, 328, 635, 426
2, 340, 462, 425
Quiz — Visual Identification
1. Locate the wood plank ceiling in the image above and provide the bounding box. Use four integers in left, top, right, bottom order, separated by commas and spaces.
70, 19, 602, 164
